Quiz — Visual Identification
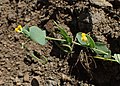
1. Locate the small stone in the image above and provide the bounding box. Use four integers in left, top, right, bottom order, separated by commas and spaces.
0, 71, 2, 76
61, 73, 71, 82
1, 68, 4, 71
25, 17, 31, 22
15, 77, 20, 82
34, 71, 42, 75
46, 80, 57, 86
0, 80, 4, 85
58, 63, 62, 67
48, 76, 54, 80
16, 82, 21, 86
7, 67, 11, 71
24, 72, 29, 82
0, 54, 4, 58
7, 13, 16, 22
4, 54, 9, 58
16, 62, 21, 65
18, 72, 24, 78
10, 76, 14, 80
18, 2, 26, 8
23, 83, 30, 86
89, 0, 112, 7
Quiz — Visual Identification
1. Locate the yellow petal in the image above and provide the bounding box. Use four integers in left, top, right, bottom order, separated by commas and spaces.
18, 25, 22, 29
81, 36, 88, 42
15, 25, 22, 33
81, 33, 86, 37
81, 33, 88, 42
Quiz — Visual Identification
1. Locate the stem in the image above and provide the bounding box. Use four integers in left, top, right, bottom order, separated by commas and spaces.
46, 36, 66, 42
46, 36, 82, 45
94, 56, 117, 62
73, 41, 82, 46
31, 52, 47, 64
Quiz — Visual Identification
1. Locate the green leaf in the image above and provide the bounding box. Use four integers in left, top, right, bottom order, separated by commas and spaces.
59, 28, 72, 44
22, 25, 30, 37
29, 26, 47, 45
113, 54, 120, 64
53, 21, 72, 45
76, 32, 87, 46
86, 34, 95, 48
94, 42, 111, 57
76, 32, 96, 47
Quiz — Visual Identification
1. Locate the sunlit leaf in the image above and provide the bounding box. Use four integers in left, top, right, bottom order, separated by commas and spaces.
29, 26, 47, 45
53, 21, 72, 45
76, 32, 96, 47
94, 42, 111, 57
76, 32, 87, 46
86, 34, 95, 48
113, 54, 120, 64
59, 28, 72, 45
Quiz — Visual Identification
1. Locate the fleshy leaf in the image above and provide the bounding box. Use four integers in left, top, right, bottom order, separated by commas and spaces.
76, 32, 95, 47
29, 26, 47, 45
86, 34, 95, 48
76, 32, 87, 46
94, 42, 111, 57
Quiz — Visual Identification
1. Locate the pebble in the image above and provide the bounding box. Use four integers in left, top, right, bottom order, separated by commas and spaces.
25, 17, 31, 22
18, 1, 26, 8
89, 0, 112, 7
7, 13, 16, 22
7, 67, 11, 71
34, 71, 43, 76
58, 63, 62, 67
0, 80, 4, 85
0, 71, 2, 76
16, 82, 21, 86
15, 77, 20, 82
18, 71, 24, 78
10, 76, 14, 80
24, 72, 29, 82
0, 54, 4, 58
46, 80, 57, 86
61, 73, 71, 82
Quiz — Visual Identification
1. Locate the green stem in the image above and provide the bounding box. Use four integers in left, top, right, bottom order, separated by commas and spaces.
94, 56, 117, 62
31, 52, 48, 64
46, 36, 66, 42
62, 44, 73, 52
73, 41, 82, 46
46, 36, 82, 46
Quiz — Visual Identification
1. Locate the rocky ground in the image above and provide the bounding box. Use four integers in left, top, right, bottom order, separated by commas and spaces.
0, 0, 120, 86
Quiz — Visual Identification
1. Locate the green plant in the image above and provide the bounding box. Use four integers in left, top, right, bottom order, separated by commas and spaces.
15, 22, 120, 64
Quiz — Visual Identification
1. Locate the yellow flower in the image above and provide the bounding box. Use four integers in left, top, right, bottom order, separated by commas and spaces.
81, 33, 88, 42
15, 25, 22, 32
